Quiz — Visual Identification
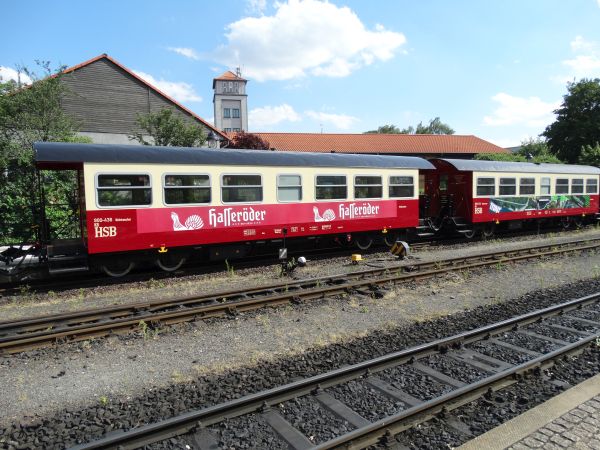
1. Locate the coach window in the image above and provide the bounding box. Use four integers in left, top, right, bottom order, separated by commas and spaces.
355, 175, 382, 199
519, 177, 535, 195
499, 178, 516, 196
541, 177, 551, 195
316, 175, 347, 200
97, 174, 151, 207
586, 178, 598, 194
222, 175, 262, 203
164, 174, 210, 205
476, 177, 495, 196
389, 176, 414, 198
556, 178, 569, 194
277, 175, 302, 202
571, 178, 584, 194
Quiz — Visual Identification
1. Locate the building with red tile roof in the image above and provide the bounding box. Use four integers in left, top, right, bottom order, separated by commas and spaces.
251, 132, 507, 158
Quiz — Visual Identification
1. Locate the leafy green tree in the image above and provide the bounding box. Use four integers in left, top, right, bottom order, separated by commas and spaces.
475, 138, 562, 163
411, 117, 455, 135
129, 107, 207, 147
227, 131, 270, 149
543, 78, 600, 163
579, 142, 600, 167
516, 138, 562, 163
0, 62, 89, 244
364, 124, 402, 134
364, 117, 454, 135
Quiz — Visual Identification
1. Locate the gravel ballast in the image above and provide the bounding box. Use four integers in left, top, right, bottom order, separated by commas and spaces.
1, 230, 600, 448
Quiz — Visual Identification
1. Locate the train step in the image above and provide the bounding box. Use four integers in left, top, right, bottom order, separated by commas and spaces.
416, 232, 435, 237
457, 229, 475, 235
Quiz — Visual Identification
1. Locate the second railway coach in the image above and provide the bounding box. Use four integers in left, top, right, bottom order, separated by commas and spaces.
424, 158, 600, 237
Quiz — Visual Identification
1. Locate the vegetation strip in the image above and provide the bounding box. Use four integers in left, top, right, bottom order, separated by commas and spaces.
69, 292, 600, 449
1, 237, 600, 355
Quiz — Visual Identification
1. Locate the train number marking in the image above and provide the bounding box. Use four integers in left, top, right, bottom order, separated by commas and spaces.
474, 207, 483, 214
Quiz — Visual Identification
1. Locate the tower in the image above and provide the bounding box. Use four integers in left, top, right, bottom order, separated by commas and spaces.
213, 68, 248, 133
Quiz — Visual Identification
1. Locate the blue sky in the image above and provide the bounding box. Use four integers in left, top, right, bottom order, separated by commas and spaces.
2, 0, 600, 147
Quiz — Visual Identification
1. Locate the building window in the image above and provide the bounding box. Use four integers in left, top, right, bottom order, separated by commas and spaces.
277, 175, 302, 202
233, 128, 241, 132
586, 178, 598, 194
223, 108, 231, 118
232, 108, 240, 118
354, 175, 382, 199
571, 178, 584, 194
519, 177, 535, 195
224, 128, 232, 132
556, 178, 569, 194
221, 174, 262, 203
476, 177, 495, 196
97, 174, 151, 207
389, 176, 414, 198
316, 175, 347, 200
164, 174, 210, 205
541, 177, 551, 195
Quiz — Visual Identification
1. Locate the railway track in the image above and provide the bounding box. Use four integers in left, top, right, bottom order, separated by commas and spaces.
1, 236, 600, 355
69, 291, 600, 449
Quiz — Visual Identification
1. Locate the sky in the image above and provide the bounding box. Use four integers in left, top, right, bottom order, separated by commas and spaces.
2, 0, 600, 148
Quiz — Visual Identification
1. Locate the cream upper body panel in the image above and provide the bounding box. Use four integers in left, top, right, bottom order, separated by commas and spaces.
84, 162, 420, 212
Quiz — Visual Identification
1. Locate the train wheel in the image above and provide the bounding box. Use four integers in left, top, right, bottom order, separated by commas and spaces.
462, 228, 476, 239
355, 235, 373, 250
560, 216, 571, 230
383, 232, 399, 247
101, 260, 134, 277
482, 224, 495, 238
573, 216, 583, 229
156, 253, 186, 272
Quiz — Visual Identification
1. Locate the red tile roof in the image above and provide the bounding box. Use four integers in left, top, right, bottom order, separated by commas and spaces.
62, 54, 228, 140
214, 70, 246, 81
252, 133, 507, 155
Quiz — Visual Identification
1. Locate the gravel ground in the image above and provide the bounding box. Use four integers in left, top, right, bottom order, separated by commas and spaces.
1, 228, 600, 447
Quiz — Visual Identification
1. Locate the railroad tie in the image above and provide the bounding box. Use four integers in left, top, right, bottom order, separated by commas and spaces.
262, 409, 314, 450
314, 392, 370, 428
365, 376, 421, 407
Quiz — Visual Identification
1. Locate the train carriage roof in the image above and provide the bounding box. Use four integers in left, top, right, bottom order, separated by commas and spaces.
34, 142, 435, 170
435, 158, 600, 175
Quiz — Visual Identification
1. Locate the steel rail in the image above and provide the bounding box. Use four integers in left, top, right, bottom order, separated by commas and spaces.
1, 237, 600, 354
68, 292, 600, 450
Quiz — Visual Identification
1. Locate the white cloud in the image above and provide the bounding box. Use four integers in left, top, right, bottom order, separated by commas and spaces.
484, 93, 558, 127
249, 103, 301, 128
0, 66, 32, 84
305, 110, 359, 130
246, 0, 267, 14
557, 35, 600, 81
213, 0, 406, 81
132, 70, 202, 103
167, 47, 200, 60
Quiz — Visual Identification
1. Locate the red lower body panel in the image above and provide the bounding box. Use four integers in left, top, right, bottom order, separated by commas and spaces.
86, 199, 418, 254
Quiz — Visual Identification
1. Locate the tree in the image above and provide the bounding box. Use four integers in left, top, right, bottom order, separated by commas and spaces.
475, 137, 562, 163
227, 131, 270, 150
579, 142, 600, 167
0, 62, 89, 244
410, 117, 455, 135
543, 78, 600, 163
364, 117, 454, 135
129, 107, 207, 147
364, 124, 401, 134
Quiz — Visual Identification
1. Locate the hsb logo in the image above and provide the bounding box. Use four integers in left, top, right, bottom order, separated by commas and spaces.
94, 224, 117, 238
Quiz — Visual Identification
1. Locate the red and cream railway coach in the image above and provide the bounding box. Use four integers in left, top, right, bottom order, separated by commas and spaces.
34, 142, 434, 276
425, 158, 600, 236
